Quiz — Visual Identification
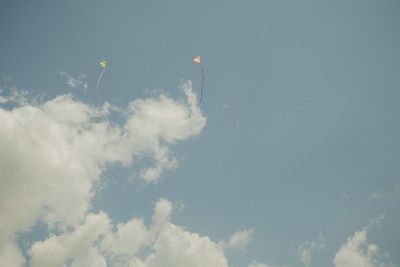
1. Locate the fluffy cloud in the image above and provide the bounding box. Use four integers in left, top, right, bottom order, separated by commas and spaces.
222, 228, 254, 251
0, 80, 261, 267
0, 81, 206, 264
29, 199, 228, 267
141, 224, 227, 267
124, 84, 205, 182
29, 212, 110, 267
334, 227, 392, 267
0, 241, 26, 267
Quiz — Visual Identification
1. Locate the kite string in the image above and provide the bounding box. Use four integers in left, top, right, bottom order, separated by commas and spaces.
200, 66, 205, 104
96, 67, 106, 104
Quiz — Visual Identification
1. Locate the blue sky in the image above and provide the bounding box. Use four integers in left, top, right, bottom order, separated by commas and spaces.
1, 1, 399, 266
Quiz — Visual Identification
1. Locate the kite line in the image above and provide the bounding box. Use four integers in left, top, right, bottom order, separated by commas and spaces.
96, 60, 107, 103
193, 55, 205, 104
200, 66, 205, 104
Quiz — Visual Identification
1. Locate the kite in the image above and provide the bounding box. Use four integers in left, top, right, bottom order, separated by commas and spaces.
193, 55, 205, 104
96, 60, 107, 103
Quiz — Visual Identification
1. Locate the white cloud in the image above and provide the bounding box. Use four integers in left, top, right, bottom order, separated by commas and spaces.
141, 223, 227, 267
100, 217, 148, 259
123, 82, 206, 182
0, 80, 263, 266
297, 235, 325, 267
334, 227, 392, 267
248, 261, 271, 267
0, 81, 206, 264
221, 228, 254, 251
100, 198, 172, 262
0, 241, 26, 267
29, 199, 228, 267
29, 212, 110, 267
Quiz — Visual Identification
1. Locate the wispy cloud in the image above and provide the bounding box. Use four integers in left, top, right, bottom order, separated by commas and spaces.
297, 235, 325, 267
59, 71, 88, 93
370, 182, 400, 202
223, 102, 231, 109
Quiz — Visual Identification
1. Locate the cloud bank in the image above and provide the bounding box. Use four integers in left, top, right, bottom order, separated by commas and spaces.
28, 199, 228, 267
0, 79, 395, 267
0, 81, 210, 266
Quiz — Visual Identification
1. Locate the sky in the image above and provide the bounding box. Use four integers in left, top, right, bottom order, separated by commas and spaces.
0, 1, 400, 266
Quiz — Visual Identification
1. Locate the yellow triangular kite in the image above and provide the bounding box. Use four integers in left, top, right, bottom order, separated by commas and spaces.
99, 60, 107, 68
193, 55, 201, 64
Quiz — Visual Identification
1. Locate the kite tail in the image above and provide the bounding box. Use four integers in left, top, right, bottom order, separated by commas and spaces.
96, 67, 106, 104
200, 66, 205, 104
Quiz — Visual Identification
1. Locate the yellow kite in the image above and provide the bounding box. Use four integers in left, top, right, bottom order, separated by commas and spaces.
193, 55, 201, 64
96, 60, 108, 103
99, 60, 107, 68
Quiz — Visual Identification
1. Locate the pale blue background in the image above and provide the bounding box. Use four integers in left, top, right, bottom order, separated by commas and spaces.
1, 1, 399, 266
